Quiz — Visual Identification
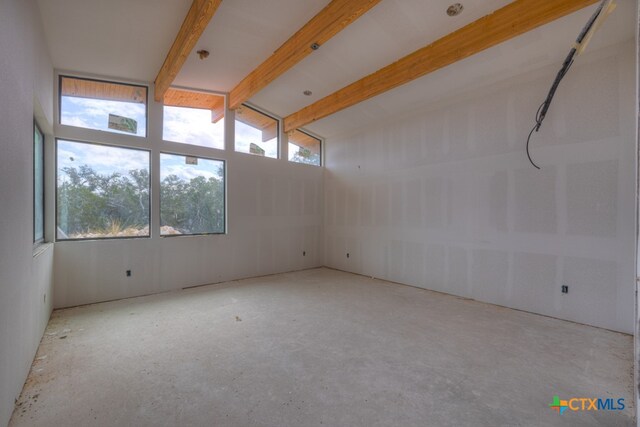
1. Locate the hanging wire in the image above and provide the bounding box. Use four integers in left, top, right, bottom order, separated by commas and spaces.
525, 0, 613, 169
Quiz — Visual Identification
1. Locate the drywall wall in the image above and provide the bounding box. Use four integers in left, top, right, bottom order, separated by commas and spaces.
53, 102, 324, 308
324, 40, 636, 334
0, 0, 54, 426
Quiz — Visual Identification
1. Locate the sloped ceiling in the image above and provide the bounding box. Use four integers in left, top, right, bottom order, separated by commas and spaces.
38, 0, 636, 138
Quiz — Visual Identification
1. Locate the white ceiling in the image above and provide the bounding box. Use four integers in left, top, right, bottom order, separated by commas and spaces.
174, 0, 330, 91
37, 0, 636, 138
37, 0, 192, 82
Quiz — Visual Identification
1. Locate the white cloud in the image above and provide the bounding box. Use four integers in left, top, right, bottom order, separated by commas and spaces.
57, 140, 149, 178
160, 154, 223, 182
234, 121, 277, 158
61, 97, 147, 136
163, 106, 224, 149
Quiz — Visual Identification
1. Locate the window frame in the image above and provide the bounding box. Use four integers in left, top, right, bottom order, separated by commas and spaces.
159, 151, 227, 237
288, 128, 323, 167
33, 120, 45, 244
58, 75, 149, 138
234, 103, 280, 159
55, 138, 152, 242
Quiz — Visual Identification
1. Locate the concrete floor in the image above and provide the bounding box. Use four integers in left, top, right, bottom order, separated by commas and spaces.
9, 268, 634, 427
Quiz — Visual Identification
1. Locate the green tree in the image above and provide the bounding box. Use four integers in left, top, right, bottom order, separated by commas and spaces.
58, 165, 149, 237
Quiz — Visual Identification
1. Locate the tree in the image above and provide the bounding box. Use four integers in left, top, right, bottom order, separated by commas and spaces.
58, 166, 149, 237
58, 164, 224, 237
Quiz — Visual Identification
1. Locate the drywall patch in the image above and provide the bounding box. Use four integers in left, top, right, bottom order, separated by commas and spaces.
562, 256, 618, 328
471, 249, 509, 305
447, 246, 469, 297
563, 55, 620, 144
513, 166, 557, 234
489, 171, 508, 233
566, 159, 618, 238
405, 178, 423, 228
425, 245, 446, 292
511, 252, 557, 315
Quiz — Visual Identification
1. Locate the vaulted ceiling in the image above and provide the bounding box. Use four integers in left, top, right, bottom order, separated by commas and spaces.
37, 0, 635, 138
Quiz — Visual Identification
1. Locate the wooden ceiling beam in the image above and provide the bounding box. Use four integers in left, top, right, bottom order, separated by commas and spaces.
228, 0, 382, 110
154, 0, 222, 102
283, 0, 599, 132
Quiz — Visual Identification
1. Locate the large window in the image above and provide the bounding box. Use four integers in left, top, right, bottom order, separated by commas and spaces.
235, 104, 278, 158
60, 76, 148, 137
34, 122, 44, 243
56, 140, 150, 240
288, 129, 321, 166
160, 153, 225, 236
163, 89, 225, 150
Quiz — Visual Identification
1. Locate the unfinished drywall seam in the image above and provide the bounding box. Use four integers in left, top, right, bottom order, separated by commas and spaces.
324, 40, 636, 334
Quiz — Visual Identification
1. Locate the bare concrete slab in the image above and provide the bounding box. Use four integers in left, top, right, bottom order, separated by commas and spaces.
9, 268, 634, 426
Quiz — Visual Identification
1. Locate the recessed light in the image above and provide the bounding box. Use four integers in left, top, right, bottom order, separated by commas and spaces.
303, 90, 312, 96
447, 3, 464, 16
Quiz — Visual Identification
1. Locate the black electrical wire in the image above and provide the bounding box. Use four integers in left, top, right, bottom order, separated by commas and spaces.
525, 0, 607, 169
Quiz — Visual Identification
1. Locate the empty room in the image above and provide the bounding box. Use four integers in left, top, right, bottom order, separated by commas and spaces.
1, 0, 638, 426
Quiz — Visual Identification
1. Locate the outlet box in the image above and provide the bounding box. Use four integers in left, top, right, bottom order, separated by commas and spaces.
561, 285, 568, 294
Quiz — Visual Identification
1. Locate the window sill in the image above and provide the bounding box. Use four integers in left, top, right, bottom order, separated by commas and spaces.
33, 242, 53, 259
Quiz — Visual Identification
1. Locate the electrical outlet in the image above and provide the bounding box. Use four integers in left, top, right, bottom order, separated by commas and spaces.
303, 251, 306, 256
561, 285, 568, 294
126, 270, 132, 277
346, 253, 350, 258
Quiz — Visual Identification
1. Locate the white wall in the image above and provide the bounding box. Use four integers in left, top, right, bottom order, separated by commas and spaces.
0, 0, 54, 426
53, 90, 324, 308
324, 40, 636, 334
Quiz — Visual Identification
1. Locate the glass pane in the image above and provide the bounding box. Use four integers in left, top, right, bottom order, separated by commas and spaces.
160, 153, 225, 235
288, 129, 321, 166
163, 105, 224, 149
56, 140, 150, 240
34, 124, 44, 242
60, 76, 147, 137
235, 105, 278, 158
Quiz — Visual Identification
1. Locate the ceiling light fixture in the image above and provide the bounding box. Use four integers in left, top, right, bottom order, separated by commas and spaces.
303, 90, 313, 96
197, 49, 210, 60
447, 3, 464, 16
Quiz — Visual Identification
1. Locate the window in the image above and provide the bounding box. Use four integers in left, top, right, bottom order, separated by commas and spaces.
56, 140, 150, 240
288, 129, 321, 166
34, 122, 44, 243
235, 104, 278, 158
60, 76, 148, 137
163, 89, 225, 150
160, 153, 225, 236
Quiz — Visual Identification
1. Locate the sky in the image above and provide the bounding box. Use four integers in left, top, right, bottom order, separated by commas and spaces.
163, 105, 278, 158
163, 106, 224, 149
160, 153, 224, 182
57, 140, 223, 185
59, 94, 302, 184
61, 97, 147, 137
234, 121, 278, 158
57, 140, 149, 183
